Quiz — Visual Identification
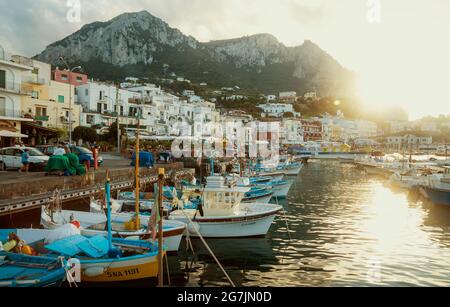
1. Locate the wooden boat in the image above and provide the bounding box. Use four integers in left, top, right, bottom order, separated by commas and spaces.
0, 251, 66, 287
40, 207, 185, 253
1, 228, 162, 283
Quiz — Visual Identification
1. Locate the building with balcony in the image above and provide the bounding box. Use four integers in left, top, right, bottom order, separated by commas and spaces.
300, 119, 323, 142
53, 68, 88, 86
21, 59, 81, 135
0, 48, 34, 147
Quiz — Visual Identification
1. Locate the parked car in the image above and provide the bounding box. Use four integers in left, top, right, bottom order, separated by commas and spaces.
69, 146, 103, 166
0, 147, 49, 171
35, 145, 58, 156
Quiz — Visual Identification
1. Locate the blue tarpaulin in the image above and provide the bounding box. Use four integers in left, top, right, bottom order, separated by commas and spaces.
131, 151, 154, 168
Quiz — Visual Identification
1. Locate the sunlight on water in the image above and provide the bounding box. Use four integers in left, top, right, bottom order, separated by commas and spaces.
171, 161, 450, 287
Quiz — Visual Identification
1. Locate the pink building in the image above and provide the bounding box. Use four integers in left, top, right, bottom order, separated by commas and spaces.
52, 69, 88, 86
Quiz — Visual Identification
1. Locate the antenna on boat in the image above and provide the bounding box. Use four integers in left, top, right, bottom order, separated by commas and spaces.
134, 99, 142, 231
157, 168, 165, 287
105, 169, 121, 258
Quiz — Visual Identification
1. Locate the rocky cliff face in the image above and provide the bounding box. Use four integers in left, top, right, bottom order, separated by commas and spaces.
35, 10, 354, 96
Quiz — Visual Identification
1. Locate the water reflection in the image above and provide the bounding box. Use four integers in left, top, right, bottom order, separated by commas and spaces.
170, 161, 450, 287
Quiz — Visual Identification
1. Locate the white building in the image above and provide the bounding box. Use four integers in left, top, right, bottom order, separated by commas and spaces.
303, 91, 318, 100
225, 95, 246, 101
258, 103, 294, 118
182, 90, 195, 97
355, 120, 379, 138
279, 91, 297, 103
0, 50, 34, 147
389, 120, 416, 134
266, 95, 277, 102
386, 135, 433, 150
282, 119, 304, 145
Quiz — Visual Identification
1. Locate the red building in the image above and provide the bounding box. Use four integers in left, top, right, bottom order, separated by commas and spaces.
52, 68, 88, 86
300, 119, 323, 141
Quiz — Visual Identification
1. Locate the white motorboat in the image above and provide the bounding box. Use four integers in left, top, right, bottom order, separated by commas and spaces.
169, 176, 282, 238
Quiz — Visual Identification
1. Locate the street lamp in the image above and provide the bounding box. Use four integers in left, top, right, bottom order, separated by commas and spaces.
105, 91, 121, 154
59, 56, 82, 145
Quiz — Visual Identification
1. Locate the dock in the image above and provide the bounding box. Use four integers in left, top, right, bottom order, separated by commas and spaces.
0, 163, 194, 217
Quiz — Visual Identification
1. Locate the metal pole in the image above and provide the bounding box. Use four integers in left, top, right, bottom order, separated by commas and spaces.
69, 82, 72, 145
135, 112, 140, 231
116, 85, 120, 154
157, 168, 164, 287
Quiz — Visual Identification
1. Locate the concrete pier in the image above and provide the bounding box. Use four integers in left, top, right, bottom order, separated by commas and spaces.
0, 163, 194, 216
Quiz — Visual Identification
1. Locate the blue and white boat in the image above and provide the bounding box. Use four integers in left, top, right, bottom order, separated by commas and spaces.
0, 249, 66, 287
242, 186, 274, 204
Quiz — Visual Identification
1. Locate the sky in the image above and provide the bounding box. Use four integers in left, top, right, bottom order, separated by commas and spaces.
1, 0, 449, 120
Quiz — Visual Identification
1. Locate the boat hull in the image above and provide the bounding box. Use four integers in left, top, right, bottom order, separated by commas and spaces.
282, 165, 303, 176
422, 187, 450, 206
80, 253, 160, 282
242, 193, 273, 204
271, 181, 294, 198
40, 208, 185, 253
170, 204, 282, 238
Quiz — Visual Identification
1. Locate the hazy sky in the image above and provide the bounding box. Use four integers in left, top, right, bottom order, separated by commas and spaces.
1, 0, 449, 120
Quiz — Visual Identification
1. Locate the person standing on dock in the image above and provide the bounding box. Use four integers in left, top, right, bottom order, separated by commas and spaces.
20, 149, 30, 173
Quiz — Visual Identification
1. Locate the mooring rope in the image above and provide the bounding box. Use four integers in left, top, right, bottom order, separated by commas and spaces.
170, 189, 236, 287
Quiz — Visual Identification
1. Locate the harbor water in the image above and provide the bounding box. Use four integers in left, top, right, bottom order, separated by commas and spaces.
170, 160, 450, 287
2, 160, 450, 287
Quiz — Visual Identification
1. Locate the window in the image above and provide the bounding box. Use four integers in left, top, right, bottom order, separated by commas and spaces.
85, 89, 88, 96
99, 91, 104, 100
0, 97, 5, 116
58, 95, 64, 103
0, 70, 5, 88
76, 76, 83, 82
61, 74, 69, 81
97, 103, 102, 113
35, 106, 47, 117
86, 115, 94, 124
31, 90, 39, 99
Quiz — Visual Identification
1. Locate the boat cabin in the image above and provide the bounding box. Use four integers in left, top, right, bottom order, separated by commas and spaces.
201, 176, 250, 216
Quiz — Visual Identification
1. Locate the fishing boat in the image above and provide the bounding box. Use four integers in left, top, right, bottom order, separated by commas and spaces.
232, 175, 293, 198
40, 207, 185, 253
1, 228, 162, 283
169, 175, 282, 238
389, 171, 423, 189
421, 167, 450, 206
90, 197, 173, 215
0, 245, 67, 287
257, 179, 294, 198
242, 186, 274, 204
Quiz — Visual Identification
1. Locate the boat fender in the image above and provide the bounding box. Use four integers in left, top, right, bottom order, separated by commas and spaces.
84, 267, 106, 277
188, 222, 200, 234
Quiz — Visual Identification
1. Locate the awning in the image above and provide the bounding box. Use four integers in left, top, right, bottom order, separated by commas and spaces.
0, 130, 29, 138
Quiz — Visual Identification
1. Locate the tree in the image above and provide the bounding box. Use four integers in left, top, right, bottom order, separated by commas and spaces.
283, 112, 294, 118
73, 126, 98, 144
103, 121, 119, 144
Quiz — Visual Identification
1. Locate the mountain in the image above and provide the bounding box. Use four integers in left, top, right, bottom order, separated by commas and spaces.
35, 10, 355, 96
